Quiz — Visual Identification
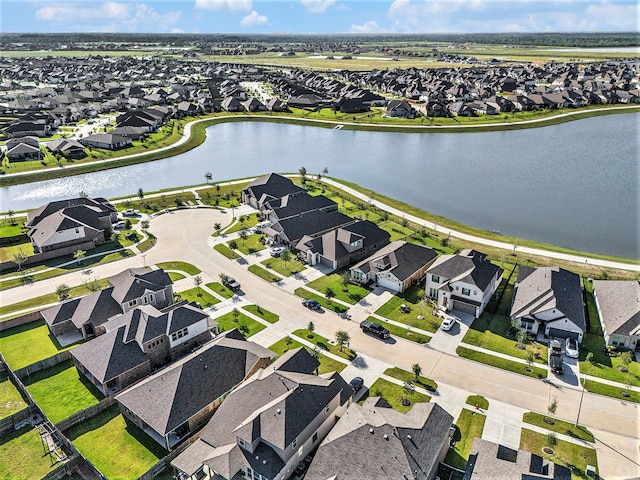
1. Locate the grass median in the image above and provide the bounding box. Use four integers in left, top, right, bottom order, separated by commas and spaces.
456, 346, 547, 379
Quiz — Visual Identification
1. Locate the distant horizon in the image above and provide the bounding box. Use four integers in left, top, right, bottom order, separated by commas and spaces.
1, 0, 638, 35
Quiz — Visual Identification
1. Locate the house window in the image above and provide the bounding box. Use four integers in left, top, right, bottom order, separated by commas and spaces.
149, 293, 155, 303
128, 300, 137, 307
312, 432, 318, 444
473, 290, 477, 296
350, 240, 359, 247
325, 404, 329, 413
292, 437, 298, 448
238, 438, 245, 447
431, 275, 440, 283
429, 288, 438, 298
75, 228, 79, 234
462, 288, 471, 296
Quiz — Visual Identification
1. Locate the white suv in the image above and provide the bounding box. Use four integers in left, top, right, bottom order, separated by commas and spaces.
441, 315, 458, 331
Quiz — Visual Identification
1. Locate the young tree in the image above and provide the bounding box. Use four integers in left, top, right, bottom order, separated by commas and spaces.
525, 350, 534, 370
7, 209, 16, 226
232, 308, 240, 322
214, 222, 221, 231
205, 171, 213, 183
12, 248, 28, 271
239, 229, 248, 245
56, 283, 71, 301
280, 248, 292, 268
229, 239, 238, 250
325, 287, 335, 304
83, 277, 102, 292
340, 271, 351, 292
402, 381, 415, 405
516, 329, 528, 346
335, 330, 350, 352
215, 184, 221, 197
299, 166, 307, 184
285, 335, 293, 351
586, 352, 594, 364
546, 396, 558, 423
545, 432, 557, 451
140, 220, 150, 230
73, 249, 86, 265
307, 321, 315, 338
193, 275, 203, 296
311, 346, 322, 360
411, 363, 422, 382
620, 351, 633, 372
137, 187, 144, 205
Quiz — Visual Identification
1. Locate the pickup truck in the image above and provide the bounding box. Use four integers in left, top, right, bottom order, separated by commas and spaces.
549, 339, 564, 374
222, 276, 241, 291
360, 320, 390, 339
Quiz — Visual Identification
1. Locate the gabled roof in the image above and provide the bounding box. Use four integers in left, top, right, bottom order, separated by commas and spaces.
593, 280, 640, 336
305, 398, 453, 480
27, 197, 115, 227
351, 241, 437, 282
243, 173, 305, 207
108, 268, 172, 305
427, 249, 503, 292
276, 210, 354, 245
510, 267, 585, 331
264, 192, 336, 221
116, 332, 275, 436
41, 287, 121, 330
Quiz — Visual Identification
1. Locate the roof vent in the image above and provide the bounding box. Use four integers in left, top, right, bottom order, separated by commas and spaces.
255, 456, 259, 460
277, 409, 281, 414
369, 428, 374, 434
383, 434, 389, 440
407, 435, 412, 440
262, 460, 267, 464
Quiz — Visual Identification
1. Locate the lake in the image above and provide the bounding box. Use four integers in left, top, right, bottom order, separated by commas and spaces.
2, 113, 638, 259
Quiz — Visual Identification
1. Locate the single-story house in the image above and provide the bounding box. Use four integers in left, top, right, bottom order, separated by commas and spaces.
46, 138, 86, 158
350, 241, 437, 293
510, 267, 586, 342
5, 136, 41, 161
593, 280, 640, 350
80, 133, 132, 150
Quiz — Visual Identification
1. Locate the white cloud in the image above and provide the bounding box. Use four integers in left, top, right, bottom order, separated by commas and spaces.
240, 10, 268, 27
301, 0, 336, 14
349, 20, 392, 33
171, 27, 185, 33
36, 2, 130, 20
194, 0, 252, 12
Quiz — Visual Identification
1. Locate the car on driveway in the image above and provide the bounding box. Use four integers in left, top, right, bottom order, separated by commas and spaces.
565, 338, 579, 358
441, 315, 458, 331
302, 299, 321, 310
349, 376, 364, 392
270, 247, 284, 257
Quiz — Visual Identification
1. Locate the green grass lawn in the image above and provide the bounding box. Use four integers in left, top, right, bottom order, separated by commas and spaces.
242, 305, 279, 323
0, 320, 80, 370
137, 233, 156, 253
519, 428, 598, 479
305, 273, 371, 305
205, 281, 235, 299
0, 217, 27, 238
383, 367, 438, 392
167, 272, 186, 282
374, 289, 441, 333
65, 406, 166, 480
583, 379, 640, 403
360, 377, 431, 414
291, 329, 356, 361
444, 408, 487, 470
268, 337, 346, 374
522, 412, 594, 443
260, 257, 306, 277
248, 264, 282, 283
175, 287, 220, 308
234, 233, 267, 255
225, 213, 260, 234
366, 316, 432, 344
456, 346, 547, 379
294, 288, 349, 313
214, 243, 241, 259
0, 426, 59, 479
155, 261, 201, 275
214, 310, 266, 338
0, 378, 27, 420
462, 313, 548, 364
466, 395, 489, 410
24, 359, 103, 424
0, 241, 34, 262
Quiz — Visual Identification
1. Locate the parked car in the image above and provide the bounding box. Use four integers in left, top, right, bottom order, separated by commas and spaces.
270, 247, 284, 257
349, 376, 364, 392
112, 221, 126, 230
565, 338, 579, 358
122, 208, 139, 217
549, 339, 564, 374
441, 315, 458, 331
222, 276, 241, 290
360, 320, 390, 339
302, 299, 321, 310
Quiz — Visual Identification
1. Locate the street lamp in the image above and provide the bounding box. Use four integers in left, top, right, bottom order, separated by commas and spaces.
575, 373, 586, 427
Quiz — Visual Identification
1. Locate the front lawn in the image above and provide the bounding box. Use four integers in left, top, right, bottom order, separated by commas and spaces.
456, 346, 547, 379
234, 233, 267, 255
384, 367, 438, 392
291, 329, 356, 361
0, 378, 27, 420
519, 428, 598, 479
24, 359, 103, 424
167, 272, 186, 282
522, 412, 594, 443
294, 288, 349, 314
248, 264, 282, 283
0, 320, 79, 370
260, 257, 306, 277
205, 281, 235, 299
366, 316, 431, 344
444, 408, 487, 470
462, 313, 548, 364
214, 243, 240, 259
214, 310, 266, 338
155, 261, 201, 275
224, 213, 260, 234
360, 378, 431, 414
466, 395, 489, 410
0, 427, 59, 480
243, 305, 279, 324
175, 287, 220, 308
268, 337, 346, 374
374, 290, 441, 333
584, 379, 640, 403
306, 272, 371, 305
65, 406, 166, 480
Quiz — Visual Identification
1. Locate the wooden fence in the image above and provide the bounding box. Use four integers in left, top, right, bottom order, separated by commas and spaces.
14, 350, 72, 380
0, 404, 41, 437
56, 396, 117, 433
0, 311, 44, 332
137, 432, 202, 480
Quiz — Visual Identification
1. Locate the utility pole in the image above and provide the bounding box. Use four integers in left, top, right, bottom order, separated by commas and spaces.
576, 374, 586, 427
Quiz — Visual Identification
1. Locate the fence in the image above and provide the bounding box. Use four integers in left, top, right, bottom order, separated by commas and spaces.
0, 240, 97, 272
0, 352, 36, 406
0, 404, 41, 437
138, 432, 202, 480
0, 311, 44, 332
56, 396, 117, 433
14, 350, 72, 380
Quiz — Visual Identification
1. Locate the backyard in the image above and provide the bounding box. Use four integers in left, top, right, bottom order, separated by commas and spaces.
0, 377, 27, 420
0, 426, 59, 480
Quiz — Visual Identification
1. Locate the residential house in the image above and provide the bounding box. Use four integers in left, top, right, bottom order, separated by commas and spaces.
2, 120, 48, 137
296, 219, 391, 270
270, 209, 353, 248
241, 173, 305, 210
42, 267, 174, 340
26, 196, 117, 254
463, 438, 571, 480
5, 136, 41, 161
385, 99, 414, 118
171, 347, 352, 480
305, 397, 453, 480
117, 330, 275, 450
263, 193, 337, 225
510, 267, 586, 342
71, 300, 211, 395
46, 138, 86, 159
593, 280, 640, 350
424, 249, 503, 317
80, 133, 132, 150
350, 241, 437, 293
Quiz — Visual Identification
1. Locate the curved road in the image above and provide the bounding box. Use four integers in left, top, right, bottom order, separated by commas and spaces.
2, 208, 638, 478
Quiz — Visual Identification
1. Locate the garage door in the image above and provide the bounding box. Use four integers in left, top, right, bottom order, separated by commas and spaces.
377, 276, 401, 292
452, 300, 476, 316
548, 328, 579, 340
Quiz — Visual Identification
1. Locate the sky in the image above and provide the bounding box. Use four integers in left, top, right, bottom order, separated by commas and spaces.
1, 0, 638, 34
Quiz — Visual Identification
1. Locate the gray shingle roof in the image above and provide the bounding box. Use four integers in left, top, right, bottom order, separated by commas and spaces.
593, 280, 640, 336
352, 241, 437, 283
265, 192, 336, 221
243, 173, 305, 208
109, 268, 172, 304
41, 287, 121, 330
276, 210, 353, 245
427, 249, 503, 291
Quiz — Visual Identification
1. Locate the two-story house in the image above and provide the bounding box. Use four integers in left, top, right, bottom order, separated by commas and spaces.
424, 249, 503, 318
171, 348, 352, 480
592, 280, 640, 350
241, 173, 305, 210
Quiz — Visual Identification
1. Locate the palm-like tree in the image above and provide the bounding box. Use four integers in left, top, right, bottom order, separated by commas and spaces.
335, 330, 350, 352
299, 166, 307, 184
411, 363, 422, 382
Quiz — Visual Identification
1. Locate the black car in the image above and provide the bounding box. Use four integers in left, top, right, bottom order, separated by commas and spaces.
349, 376, 364, 392
302, 299, 321, 310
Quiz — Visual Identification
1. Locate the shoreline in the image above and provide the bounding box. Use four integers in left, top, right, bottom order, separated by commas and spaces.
0, 105, 638, 188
